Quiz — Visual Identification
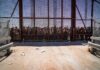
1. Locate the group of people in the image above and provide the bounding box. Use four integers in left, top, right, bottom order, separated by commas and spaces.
10, 26, 91, 41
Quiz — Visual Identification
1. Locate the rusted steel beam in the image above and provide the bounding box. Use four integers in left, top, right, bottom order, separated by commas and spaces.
18, 0, 23, 41
33, 0, 35, 28
61, 0, 63, 34
0, 17, 92, 20
71, 0, 76, 41
48, 0, 50, 34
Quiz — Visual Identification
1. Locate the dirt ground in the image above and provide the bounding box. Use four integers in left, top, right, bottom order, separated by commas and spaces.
0, 45, 100, 70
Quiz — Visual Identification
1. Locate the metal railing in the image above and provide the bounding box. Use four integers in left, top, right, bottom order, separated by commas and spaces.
0, 21, 13, 57
88, 19, 100, 50
93, 20, 100, 37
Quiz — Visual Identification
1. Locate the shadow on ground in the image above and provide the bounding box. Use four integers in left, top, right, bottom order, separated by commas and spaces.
13, 41, 88, 47
0, 50, 12, 62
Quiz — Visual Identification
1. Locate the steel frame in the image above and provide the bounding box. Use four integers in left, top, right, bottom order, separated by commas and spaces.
0, 0, 94, 41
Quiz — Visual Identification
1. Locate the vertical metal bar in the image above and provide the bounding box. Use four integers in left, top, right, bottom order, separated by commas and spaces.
18, 0, 23, 41
52, 0, 58, 40
31, 0, 35, 40
33, 0, 35, 29
85, 0, 87, 24
47, 0, 50, 40
91, 0, 94, 35
61, 0, 63, 38
31, 0, 36, 40
32, 0, 35, 28
53, 0, 57, 36
48, 0, 50, 34
71, 0, 76, 41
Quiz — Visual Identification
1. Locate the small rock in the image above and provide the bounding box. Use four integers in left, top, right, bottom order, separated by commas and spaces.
21, 52, 25, 56
8, 63, 13, 65
36, 48, 39, 50
12, 50, 16, 52
41, 51, 45, 53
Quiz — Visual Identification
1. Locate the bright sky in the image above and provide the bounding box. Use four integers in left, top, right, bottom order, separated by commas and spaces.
0, 0, 100, 28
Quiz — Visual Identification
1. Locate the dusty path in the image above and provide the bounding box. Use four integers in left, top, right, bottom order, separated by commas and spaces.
0, 45, 100, 70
